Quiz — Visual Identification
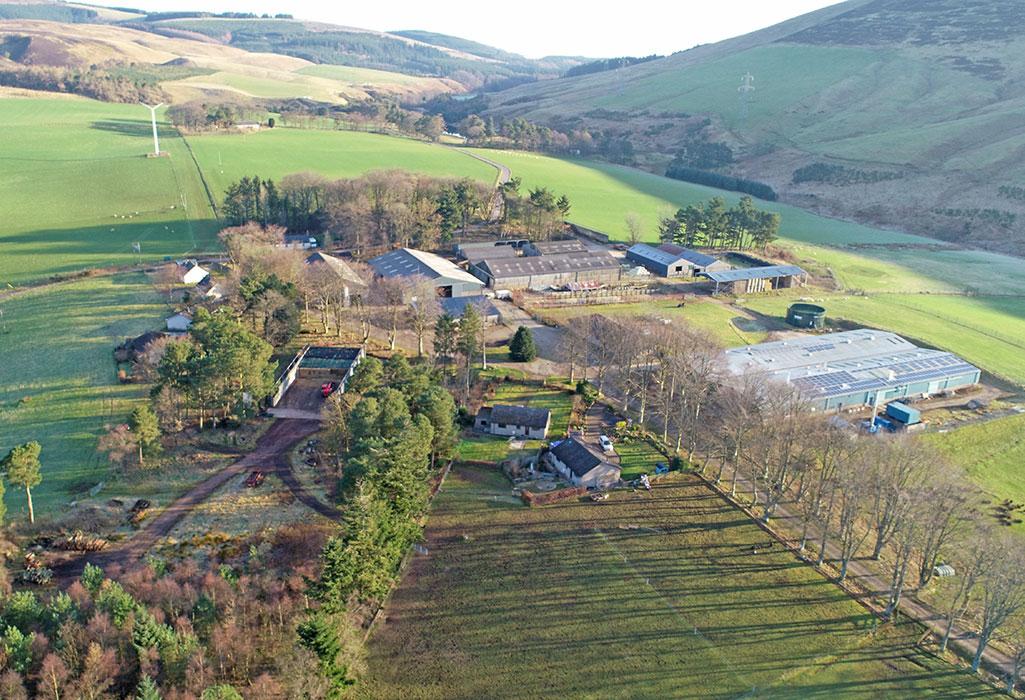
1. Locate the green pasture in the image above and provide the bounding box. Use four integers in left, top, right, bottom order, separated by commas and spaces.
0, 98, 219, 285
297, 63, 440, 88
925, 413, 1025, 531
0, 273, 169, 519
362, 466, 997, 698
538, 298, 770, 347
186, 129, 496, 204
613, 437, 666, 481
741, 294, 1025, 387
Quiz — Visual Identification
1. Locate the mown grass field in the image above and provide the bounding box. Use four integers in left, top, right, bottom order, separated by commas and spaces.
0, 98, 219, 285
925, 412, 1025, 526
0, 273, 169, 518
362, 466, 997, 699
538, 298, 770, 347
613, 437, 666, 481
187, 129, 496, 206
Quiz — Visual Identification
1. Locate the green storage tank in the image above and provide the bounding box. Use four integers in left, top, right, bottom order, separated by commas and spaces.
786, 303, 826, 329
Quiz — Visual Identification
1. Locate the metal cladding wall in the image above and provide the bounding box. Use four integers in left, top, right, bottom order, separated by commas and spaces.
816, 370, 981, 412
487, 267, 622, 290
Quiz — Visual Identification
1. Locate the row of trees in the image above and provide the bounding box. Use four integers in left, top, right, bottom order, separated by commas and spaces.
304, 355, 457, 693
456, 114, 636, 163
655, 195, 781, 250
566, 313, 1025, 685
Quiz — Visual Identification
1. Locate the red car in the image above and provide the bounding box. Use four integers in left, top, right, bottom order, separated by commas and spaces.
321, 381, 339, 398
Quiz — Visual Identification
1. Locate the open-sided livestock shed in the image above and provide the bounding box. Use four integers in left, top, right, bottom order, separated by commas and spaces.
725, 330, 980, 412
704, 265, 806, 294
471, 252, 621, 290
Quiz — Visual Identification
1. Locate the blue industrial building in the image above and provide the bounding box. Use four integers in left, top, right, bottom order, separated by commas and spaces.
726, 329, 981, 412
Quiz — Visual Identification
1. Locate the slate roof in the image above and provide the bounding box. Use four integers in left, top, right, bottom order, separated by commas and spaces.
488, 404, 551, 430
476, 252, 619, 279
369, 248, 482, 286
550, 437, 606, 477
704, 265, 806, 283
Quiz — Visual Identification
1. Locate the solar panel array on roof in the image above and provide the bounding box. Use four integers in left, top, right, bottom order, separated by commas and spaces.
726, 330, 980, 403
704, 265, 806, 283
480, 252, 620, 278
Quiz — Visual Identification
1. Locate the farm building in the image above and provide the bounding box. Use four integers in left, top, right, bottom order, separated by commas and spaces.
524, 239, 588, 257
475, 405, 551, 439
455, 240, 526, 263
725, 329, 981, 412
626, 243, 729, 278
703, 265, 807, 294
114, 331, 166, 363
546, 437, 621, 489
369, 248, 484, 298
439, 296, 501, 324
280, 234, 318, 250
305, 251, 367, 304
175, 260, 209, 286
196, 275, 223, 301
471, 252, 622, 290
165, 311, 192, 333
271, 345, 364, 407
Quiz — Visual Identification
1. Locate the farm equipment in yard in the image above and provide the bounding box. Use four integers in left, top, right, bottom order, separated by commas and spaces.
245, 470, 266, 488
590, 491, 609, 502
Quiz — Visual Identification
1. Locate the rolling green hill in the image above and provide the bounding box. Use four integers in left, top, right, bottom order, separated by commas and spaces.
487, 0, 1025, 255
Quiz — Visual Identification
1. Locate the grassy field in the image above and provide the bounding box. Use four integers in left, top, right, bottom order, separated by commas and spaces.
538, 298, 770, 347
925, 412, 1025, 527
613, 437, 666, 481
187, 129, 497, 205
361, 466, 997, 698
0, 98, 219, 286
741, 294, 1025, 387
0, 273, 170, 519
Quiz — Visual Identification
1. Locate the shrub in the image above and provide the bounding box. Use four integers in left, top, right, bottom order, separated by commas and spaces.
521, 486, 587, 506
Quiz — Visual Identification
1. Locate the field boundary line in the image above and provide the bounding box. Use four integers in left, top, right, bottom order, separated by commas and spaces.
178, 129, 220, 221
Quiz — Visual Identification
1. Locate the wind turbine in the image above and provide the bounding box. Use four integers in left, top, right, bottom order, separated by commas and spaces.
141, 102, 164, 156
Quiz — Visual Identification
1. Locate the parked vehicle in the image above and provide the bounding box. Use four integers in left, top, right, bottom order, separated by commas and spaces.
598, 435, 615, 454
654, 462, 669, 475
590, 491, 609, 502
321, 381, 339, 398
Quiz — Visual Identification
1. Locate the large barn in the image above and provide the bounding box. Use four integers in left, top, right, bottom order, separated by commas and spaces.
704, 265, 807, 294
368, 248, 484, 298
471, 252, 622, 290
626, 243, 729, 278
725, 330, 981, 412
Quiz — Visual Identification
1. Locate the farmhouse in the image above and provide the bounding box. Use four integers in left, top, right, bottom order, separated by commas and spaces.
546, 437, 621, 489
369, 248, 484, 298
165, 311, 192, 333
281, 234, 318, 250
626, 243, 729, 278
196, 275, 223, 301
726, 329, 981, 412
175, 260, 209, 286
475, 405, 551, 439
703, 265, 807, 294
524, 239, 588, 257
471, 252, 622, 290
305, 251, 367, 304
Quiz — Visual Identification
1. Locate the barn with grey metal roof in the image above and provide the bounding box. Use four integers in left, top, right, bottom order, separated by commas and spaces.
471, 252, 621, 290
726, 329, 980, 412
703, 264, 806, 294
368, 248, 484, 298
626, 243, 729, 277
